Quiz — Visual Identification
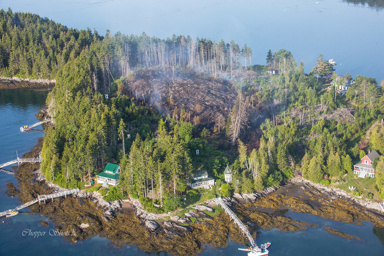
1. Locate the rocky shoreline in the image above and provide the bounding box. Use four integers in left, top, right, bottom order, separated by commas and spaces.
0, 76, 55, 89
31, 155, 279, 235
32, 162, 384, 235
11, 143, 384, 254
289, 177, 384, 215
128, 186, 279, 234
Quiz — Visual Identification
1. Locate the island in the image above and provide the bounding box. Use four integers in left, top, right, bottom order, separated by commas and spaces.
1, 8, 384, 256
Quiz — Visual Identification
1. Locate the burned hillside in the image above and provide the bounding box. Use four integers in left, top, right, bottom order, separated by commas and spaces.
120, 69, 237, 127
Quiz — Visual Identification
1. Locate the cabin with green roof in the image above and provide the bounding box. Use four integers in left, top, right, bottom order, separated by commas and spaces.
96, 163, 120, 186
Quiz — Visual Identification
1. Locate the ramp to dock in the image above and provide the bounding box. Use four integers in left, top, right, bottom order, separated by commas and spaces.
215, 198, 255, 246
0, 189, 79, 217
0, 157, 42, 170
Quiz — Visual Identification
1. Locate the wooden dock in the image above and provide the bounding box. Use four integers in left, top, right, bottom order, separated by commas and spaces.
0, 189, 79, 218
0, 156, 42, 171
0, 169, 15, 175
215, 197, 255, 246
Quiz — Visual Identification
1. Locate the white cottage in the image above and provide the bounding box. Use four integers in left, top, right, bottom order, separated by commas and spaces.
187, 170, 215, 189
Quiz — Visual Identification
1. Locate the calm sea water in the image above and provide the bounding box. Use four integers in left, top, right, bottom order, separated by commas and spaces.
0, 89, 383, 255
1, 0, 383, 82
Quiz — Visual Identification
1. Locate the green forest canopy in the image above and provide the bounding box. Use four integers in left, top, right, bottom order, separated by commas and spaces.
2, 9, 384, 206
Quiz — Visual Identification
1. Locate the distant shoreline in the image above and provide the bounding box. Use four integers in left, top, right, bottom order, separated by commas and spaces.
0, 77, 55, 89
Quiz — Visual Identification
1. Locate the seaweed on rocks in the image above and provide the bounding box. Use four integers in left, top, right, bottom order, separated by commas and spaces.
324, 226, 364, 241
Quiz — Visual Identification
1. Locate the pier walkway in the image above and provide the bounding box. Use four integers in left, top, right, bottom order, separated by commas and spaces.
0, 189, 79, 218
215, 198, 255, 246
0, 156, 42, 170
0, 169, 15, 175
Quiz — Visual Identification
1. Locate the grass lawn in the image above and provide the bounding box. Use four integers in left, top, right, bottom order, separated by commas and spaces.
177, 204, 223, 219
204, 205, 223, 218
332, 173, 379, 201
177, 190, 222, 218
185, 188, 218, 206
177, 207, 196, 218
83, 183, 102, 193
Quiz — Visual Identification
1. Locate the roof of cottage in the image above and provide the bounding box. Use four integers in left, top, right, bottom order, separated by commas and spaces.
191, 177, 215, 184
366, 150, 380, 162
104, 163, 120, 174
97, 172, 120, 180
193, 170, 208, 178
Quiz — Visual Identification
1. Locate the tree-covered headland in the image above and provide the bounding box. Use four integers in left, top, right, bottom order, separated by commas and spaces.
2, 9, 384, 212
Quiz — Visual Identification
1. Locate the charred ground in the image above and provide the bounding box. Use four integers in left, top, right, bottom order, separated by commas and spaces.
119, 68, 236, 128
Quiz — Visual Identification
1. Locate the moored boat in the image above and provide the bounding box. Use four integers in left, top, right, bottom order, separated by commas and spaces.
20, 125, 31, 132
261, 242, 271, 249
239, 242, 271, 256
6, 210, 18, 217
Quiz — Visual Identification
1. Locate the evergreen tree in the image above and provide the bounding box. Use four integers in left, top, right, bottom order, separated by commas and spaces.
266, 49, 273, 67
342, 155, 353, 173
221, 183, 232, 197
118, 118, 126, 156
311, 54, 333, 81
277, 144, 289, 172
238, 139, 247, 169
360, 150, 366, 160
254, 175, 264, 191
370, 126, 384, 154
301, 153, 310, 179
327, 151, 342, 177
308, 155, 324, 183
375, 157, 384, 198
242, 171, 254, 193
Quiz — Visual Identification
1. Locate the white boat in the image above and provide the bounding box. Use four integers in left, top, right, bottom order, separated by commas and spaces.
328, 59, 336, 65
6, 210, 18, 217
20, 125, 31, 132
262, 242, 271, 249
239, 242, 271, 256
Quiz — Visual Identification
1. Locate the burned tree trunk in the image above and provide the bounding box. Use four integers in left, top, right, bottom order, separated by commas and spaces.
230, 92, 249, 144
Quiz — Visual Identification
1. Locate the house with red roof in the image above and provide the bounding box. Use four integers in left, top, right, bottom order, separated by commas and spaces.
353, 150, 380, 178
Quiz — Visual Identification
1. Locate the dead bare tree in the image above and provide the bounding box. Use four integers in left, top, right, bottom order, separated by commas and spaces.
363, 79, 367, 105
187, 39, 196, 69
230, 92, 249, 144
215, 114, 225, 132
119, 43, 130, 77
